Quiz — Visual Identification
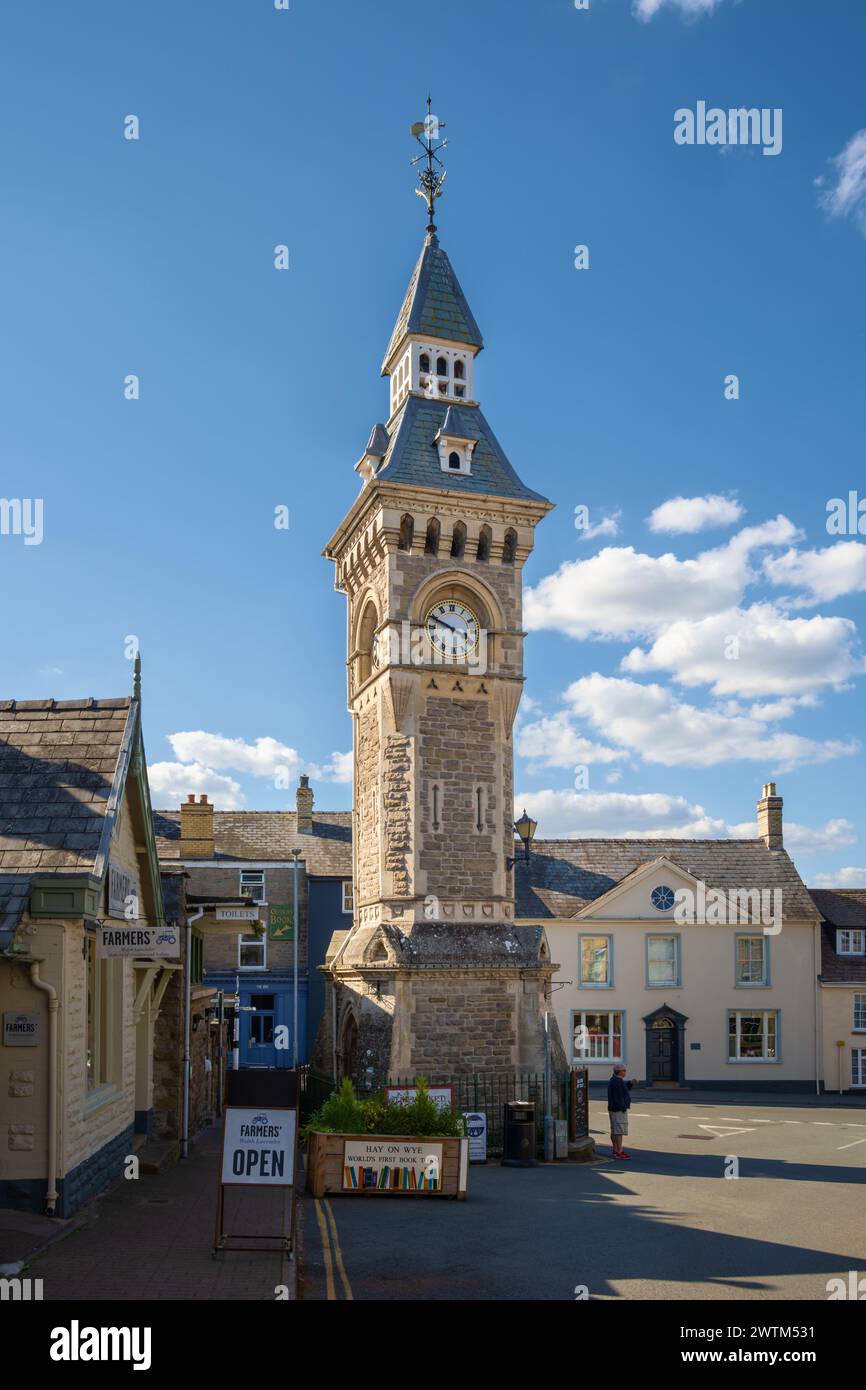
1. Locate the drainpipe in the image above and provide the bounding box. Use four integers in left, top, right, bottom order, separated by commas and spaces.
292, 850, 300, 1070
29, 963, 59, 1216
182, 908, 205, 1158
813, 919, 821, 1097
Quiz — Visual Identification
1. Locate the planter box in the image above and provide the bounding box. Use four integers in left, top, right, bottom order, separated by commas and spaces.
306, 1131, 469, 1199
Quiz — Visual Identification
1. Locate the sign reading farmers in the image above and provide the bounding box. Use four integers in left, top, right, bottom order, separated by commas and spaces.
221, 1107, 297, 1186
96, 924, 180, 958
268, 904, 294, 940
4, 1012, 40, 1047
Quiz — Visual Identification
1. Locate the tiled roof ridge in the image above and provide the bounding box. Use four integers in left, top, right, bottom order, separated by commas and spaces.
809, 886, 866, 895
0, 697, 132, 712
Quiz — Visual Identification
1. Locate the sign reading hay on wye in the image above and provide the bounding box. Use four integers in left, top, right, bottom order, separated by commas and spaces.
4, 1012, 40, 1047
342, 1139, 443, 1191
221, 1107, 297, 1186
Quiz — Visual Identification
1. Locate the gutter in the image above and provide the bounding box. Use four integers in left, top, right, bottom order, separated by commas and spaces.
182, 907, 205, 1158
29, 962, 59, 1215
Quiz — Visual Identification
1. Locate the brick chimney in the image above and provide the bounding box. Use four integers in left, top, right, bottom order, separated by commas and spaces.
296, 774, 314, 835
757, 782, 783, 850
180, 793, 215, 859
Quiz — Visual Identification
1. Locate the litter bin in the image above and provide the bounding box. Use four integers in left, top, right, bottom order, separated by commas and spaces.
501, 1100, 537, 1167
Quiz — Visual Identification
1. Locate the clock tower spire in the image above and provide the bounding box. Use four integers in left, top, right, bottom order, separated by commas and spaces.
319, 108, 558, 1082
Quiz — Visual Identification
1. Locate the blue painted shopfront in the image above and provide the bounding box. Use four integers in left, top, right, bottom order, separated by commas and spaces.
204, 971, 309, 1068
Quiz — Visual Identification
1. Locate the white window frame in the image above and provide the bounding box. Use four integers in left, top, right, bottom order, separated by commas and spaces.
728, 1009, 779, 1063
735, 933, 769, 986
240, 869, 266, 903
238, 932, 267, 970
852, 1048, 866, 1088
572, 1009, 624, 1064
342, 880, 354, 914
646, 933, 680, 988
854, 993, 866, 1032
578, 934, 613, 988
837, 929, 865, 956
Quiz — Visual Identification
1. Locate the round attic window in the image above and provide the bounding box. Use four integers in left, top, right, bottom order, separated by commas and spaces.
650, 885, 675, 911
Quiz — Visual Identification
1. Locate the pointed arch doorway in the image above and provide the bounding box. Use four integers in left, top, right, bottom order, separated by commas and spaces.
643, 1003, 688, 1085
338, 1010, 359, 1082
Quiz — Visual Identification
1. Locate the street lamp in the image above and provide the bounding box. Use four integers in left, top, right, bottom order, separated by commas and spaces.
507, 809, 538, 869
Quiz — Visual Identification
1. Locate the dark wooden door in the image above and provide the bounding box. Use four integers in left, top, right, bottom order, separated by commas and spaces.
648, 1018, 678, 1082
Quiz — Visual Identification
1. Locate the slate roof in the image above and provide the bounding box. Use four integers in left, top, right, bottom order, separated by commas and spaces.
0, 698, 136, 946
434, 405, 474, 442
153, 810, 353, 876
374, 394, 549, 504
382, 234, 483, 372
515, 839, 818, 923
810, 889, 866, 983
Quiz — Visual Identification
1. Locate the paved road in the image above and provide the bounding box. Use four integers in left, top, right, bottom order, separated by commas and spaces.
300, 1095, 866, 1301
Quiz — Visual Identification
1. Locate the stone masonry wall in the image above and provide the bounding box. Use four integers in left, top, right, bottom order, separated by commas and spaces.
383, 734, 412, 897
356, 701, 380, 905
409, 973, 518, 1073
418, 697, 497, 900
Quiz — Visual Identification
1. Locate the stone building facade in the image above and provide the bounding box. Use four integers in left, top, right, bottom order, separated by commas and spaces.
318, 219, 560, 1080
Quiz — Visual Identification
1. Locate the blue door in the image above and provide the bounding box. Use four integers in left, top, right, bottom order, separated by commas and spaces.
244, 992, 277, 1067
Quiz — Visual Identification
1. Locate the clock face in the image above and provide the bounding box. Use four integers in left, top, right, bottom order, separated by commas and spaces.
425, 600, 479, 659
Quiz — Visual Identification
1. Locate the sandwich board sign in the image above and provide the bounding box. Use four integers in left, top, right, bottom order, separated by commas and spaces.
221, 1108, 297, 1186
214, 1071, 299, 1256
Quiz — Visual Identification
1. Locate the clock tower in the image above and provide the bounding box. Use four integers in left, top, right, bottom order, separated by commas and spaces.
320, 109, 557, 1080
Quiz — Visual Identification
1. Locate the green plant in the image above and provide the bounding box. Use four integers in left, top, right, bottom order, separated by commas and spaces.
304, 1075, 466, 1140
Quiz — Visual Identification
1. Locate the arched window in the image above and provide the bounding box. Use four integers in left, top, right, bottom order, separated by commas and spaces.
502, 528, 517, 564
419, 352, 430, 374
436, 355, 448, 377
454, 359, 465, 379
424, 518, 440, 555
476, 525, 491, 562
448, 451, 462, 470
398, 514, 414, 552
450, 521, 466, 559
357, 599, 378, 685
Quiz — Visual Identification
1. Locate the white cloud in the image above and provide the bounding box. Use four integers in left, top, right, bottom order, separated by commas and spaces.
727, 817, 857, 854
166, 731, 303, 779
524, 516, 799, 641
319, 750, 353, 783
516, 712, 629, 770
514, 788, 728, 839
163, 730, 352, 785
816, 130, 866, 237
148, 761, 244, 809
580, 510, 622, 543
647, 494, 744, 534
763, 542, 866, 606
811, 866, 866, 887
621, 603, 865, 697
634, 0, 726, 20
562, 673, 858, 770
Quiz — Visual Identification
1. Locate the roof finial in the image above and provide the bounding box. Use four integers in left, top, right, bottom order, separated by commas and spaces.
133, 649, 141, 701
410, 96, 447, 240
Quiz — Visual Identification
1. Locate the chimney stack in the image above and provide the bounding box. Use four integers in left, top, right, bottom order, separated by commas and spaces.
757, 782, 783, 850
180, 792, 215, 859
296, 774, 314, 835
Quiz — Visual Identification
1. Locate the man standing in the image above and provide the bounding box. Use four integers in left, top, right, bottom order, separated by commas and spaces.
607, 1064, 637, 1159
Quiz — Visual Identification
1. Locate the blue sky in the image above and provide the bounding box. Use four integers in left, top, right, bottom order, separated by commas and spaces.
2, 0, 865, 885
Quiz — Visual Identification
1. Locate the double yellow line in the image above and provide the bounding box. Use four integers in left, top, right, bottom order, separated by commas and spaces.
314, 1198, 353, 1300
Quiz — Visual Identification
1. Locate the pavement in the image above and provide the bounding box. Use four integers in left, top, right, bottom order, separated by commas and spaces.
300, 1092, 866, 1301
13, 1122, 297, 1301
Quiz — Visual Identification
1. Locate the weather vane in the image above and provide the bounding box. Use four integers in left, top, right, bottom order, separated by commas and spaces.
410, 96, 447, 236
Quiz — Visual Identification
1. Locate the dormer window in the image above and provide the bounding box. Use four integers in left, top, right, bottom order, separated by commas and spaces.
448, 451, 462, 470
434, 406, 477, 477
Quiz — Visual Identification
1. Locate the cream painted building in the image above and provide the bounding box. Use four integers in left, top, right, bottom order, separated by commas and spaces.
516, 787, 825, 1093
811, 889, 866, 1096
0, 670, 176, 1216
